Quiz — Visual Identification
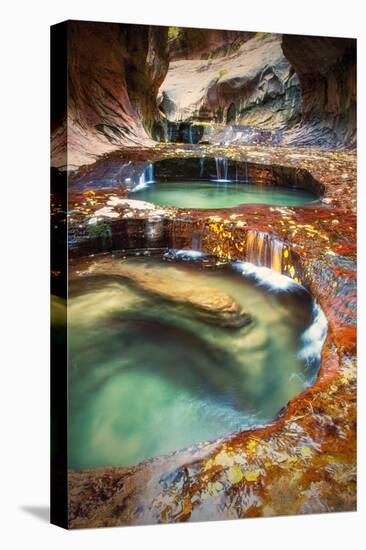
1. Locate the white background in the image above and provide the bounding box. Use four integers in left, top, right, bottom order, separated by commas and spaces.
0, 0, 364, 548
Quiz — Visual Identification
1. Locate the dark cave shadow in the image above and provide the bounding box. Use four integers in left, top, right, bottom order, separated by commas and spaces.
20, 505, 49, 523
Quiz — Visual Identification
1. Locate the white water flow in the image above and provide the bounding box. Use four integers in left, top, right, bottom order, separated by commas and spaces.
168, 125, 173, 142
215, 157, 230, 182
131, 163, 155, 192
213, 159, 250, 183
188, 126, 194, 144
200, 157, 205, 178
246, 230, 284, 273
243, 161, 249, 183
142, 163, 155, 184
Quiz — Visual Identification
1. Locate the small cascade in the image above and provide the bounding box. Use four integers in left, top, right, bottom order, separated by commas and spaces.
167, 219, 207, 260
243, 162, 249, 184
143, 163, 155, 184
246, 230, 284, 273
214, 158, 229, 182
191, 223, 205, 251
200, 158, 205, 178
131, 163, 155, 193
188, 125, 194, 144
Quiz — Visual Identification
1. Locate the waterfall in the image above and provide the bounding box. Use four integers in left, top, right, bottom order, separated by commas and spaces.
139, 163, 155, 185
214, 158, 229, 182
167, 219, 207, 260
191, 223, 205, 251
188, 125, 193, 144
243, 162, 249, 183
246, 230, 283, 272
298, 302, 328, 373
131, 163, 155, 192
200, 158, 205, 178
144, 163, 155, 184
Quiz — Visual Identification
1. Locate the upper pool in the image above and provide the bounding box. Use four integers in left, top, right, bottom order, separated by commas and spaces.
130, 180, 315, 208
127, 158, 319, 209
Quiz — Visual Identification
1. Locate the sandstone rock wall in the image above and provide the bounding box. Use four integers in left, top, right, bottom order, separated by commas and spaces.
159, 32, 356, 148
159, 34, 301, 130
167, 27, 254, 61
281, 35, 356, 147
52, 21, 169, 168
52, 23, 356, 170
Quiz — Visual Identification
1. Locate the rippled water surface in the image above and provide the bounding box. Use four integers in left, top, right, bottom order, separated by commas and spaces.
67, 254, 320, 469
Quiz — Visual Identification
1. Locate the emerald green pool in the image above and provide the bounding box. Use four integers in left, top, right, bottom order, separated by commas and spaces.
67, 253, 322, 469
130, 180, 316, 208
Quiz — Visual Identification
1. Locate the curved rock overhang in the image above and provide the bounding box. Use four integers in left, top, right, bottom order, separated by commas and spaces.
52, 25, 356, 172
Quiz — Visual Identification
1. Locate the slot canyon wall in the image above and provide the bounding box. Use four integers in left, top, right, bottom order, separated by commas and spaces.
51, 21, 169, 169
52, 22, 356, 169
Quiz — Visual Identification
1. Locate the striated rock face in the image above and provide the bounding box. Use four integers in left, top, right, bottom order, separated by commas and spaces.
281, 35, 356, 148
52, 21, 169, 169
167, 27, 254, 61
52, 26, 356, 170
159, 32, 356, 148
159, 33, 301, 130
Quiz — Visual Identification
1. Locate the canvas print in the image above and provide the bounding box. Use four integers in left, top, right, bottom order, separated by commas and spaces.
50, 21, 356, 529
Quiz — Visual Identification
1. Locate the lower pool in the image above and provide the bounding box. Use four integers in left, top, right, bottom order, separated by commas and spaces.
66, 252, 324, 469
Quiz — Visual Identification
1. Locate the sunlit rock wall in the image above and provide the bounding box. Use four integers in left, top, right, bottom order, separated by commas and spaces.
159, 32, 356, 148
52, 24, 356, 170
159, 33, 301, 130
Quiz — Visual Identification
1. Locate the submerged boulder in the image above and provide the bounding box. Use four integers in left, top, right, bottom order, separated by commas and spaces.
85, 257, 252, 328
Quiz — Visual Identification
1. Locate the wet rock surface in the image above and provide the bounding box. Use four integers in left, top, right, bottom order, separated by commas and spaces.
60, 142, 356, 527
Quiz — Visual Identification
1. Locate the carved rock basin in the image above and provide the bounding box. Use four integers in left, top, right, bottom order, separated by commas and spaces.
67, 250, 326, 469
128, 157, 319, 209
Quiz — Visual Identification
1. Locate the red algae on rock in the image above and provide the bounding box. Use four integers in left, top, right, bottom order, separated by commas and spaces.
65, 144, 356, 528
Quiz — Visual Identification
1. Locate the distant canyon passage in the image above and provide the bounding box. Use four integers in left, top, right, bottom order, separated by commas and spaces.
51, 24, 356, 170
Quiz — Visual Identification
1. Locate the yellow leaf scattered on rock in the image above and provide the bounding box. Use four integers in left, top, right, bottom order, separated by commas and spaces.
243, 470, 261, 482
299, 446, 312, 458
214, 450, 235, 468
207, 481, 223, 495
227, 465, 244, 484
247, 439, 258, 453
